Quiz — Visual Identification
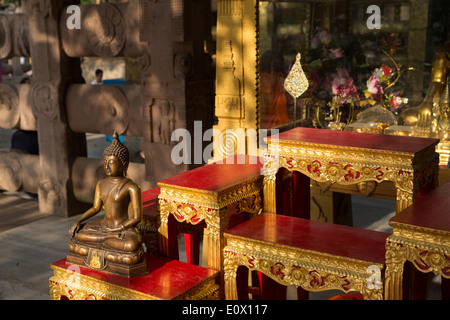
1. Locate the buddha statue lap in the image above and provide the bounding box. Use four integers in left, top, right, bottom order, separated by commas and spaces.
67, 132, 148, 277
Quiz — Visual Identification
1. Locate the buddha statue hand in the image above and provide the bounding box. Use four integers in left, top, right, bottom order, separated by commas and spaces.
103, 224, 125, 233
417, 103, 433, 128
69, 221, 81, 238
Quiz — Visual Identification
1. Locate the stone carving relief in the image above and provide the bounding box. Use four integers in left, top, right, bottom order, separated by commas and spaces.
0, 84, 20, 129
0, 15, 12, 59
93, 86, 129, 135
140, 54, 152, 77
153, 99, 176, 144
32, 82, 59, 121
174, 53, 192, 79
39, 178, 63, 208
83, 3, 126, 57
25, 0, 51, 19
14, 14, 31, 57
0, 152, 22, 191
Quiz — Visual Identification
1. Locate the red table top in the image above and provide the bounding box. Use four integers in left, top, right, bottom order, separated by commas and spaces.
52, 254, 218, 300
158, 155, 263, 193
142, 187, 160, 217
142, 187, 160, 204
266, 127, 439, 155
225, 213, 389, 264
390, 181, 450, 233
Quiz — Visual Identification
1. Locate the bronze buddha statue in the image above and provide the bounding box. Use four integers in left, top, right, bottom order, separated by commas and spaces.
67, 132, 147, 276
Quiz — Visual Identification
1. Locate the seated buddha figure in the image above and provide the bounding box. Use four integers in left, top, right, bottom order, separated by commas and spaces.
67, 132, 147, 276
400, 42, 450, 127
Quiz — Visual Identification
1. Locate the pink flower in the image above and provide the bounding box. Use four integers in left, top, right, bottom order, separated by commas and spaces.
318, 30, 331, 45
327, 68, 359, 103
388, 92, 407, 111
366, 75, 384, 100
328, 48, 344, 59
311, 35, 321, 49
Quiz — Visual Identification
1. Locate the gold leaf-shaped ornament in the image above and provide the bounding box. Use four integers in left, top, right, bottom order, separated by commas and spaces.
284, 53, 309, 99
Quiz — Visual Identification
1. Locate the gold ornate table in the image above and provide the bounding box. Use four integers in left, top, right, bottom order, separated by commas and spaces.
49, 254, 219, 300
384, 181, 450, 300
223, 213, 390, 300
263, 127, 440, 215
385, 125, 450, 167
157, 155, 263, 272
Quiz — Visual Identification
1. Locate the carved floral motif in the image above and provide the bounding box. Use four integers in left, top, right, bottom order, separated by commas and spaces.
25, 0, 50, 19
223, 237, 384, 300
0, 84, 19, 129
263, 140, 439, 214
0, 15, 12, 59
384, 224, 450, 299
84, 4, 125, 57
32, 82, 59, 121
0, 152, 22, 191
158, 177, 263, 271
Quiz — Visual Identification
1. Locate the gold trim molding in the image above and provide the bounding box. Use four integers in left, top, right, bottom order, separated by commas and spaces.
223, 235, 384, 300
158, 176, 263, 271
384, 223, 450, 300
263, 140, 439, 214
49, 264, 219, 300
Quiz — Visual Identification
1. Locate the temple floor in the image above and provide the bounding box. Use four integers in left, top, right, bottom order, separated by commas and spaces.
0, 191, 442, 300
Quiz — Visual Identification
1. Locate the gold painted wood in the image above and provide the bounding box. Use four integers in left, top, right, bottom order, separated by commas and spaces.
158, 176, 263, 272
49, 264, 219, 300
213, 0, 259, 160
384, 222, 450, 300
223, 234, 384, 300
263, 136, 439, 214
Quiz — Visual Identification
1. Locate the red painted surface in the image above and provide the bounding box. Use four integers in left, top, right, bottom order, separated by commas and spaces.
225, 213, 389, 264
158, 155, 263, 193
267, 127, 439, 154
142, 187, 160, 217
390, 181, 450, 233
52, 254, 218, 300
141, 187, 201, 265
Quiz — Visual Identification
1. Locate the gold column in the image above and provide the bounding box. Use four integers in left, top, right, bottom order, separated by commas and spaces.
214, 0, 259, 160
384, 241, 406, 300
202, 211, 221, 271
157, 205, 170, 256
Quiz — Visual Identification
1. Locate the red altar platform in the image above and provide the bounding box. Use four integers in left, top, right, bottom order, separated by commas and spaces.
226, 212, 389, 265
271, 127, 439, 154
159, 155, 263, 194
157, 155, 264, 272
385, 181, 450, 300
223, 213, 389, 300
49, 253, 219, 300
264, 127, 440, 216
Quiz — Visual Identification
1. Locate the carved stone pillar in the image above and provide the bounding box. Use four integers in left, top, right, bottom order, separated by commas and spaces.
139, 0, 214, 183
214, 0, 259, 161
24, 0, 89, 216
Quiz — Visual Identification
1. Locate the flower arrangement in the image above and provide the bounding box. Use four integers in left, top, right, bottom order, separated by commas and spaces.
301, 29, 410, 128
308, 29, 346, 94
363, 63, 408, 113
323, 68, 359, 104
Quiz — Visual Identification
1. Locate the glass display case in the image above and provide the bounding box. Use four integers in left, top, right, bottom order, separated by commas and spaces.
256, 0, 450, 131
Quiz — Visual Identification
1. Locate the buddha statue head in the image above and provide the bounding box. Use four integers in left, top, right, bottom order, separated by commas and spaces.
103, 131, 129, 177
